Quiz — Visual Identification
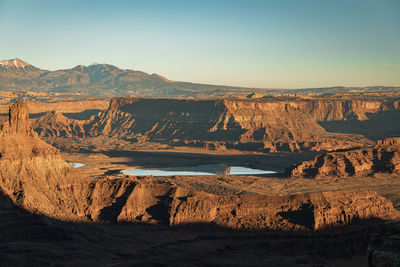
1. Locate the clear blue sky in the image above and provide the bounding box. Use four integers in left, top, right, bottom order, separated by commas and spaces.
0, 0, 399, 88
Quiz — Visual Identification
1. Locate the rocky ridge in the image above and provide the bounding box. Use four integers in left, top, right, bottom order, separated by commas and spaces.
1, 58, 399, 98
0, 58, 37, 69
3, 96, 398, 153
0, 102, 86, 217
2, 102, 400, 265
289, 137, 400, 178
0, 102, 399, 231
68, 97, 400, 152
0, 59, 249, 97
32, 111, 86, 137
169, 188, 399, 230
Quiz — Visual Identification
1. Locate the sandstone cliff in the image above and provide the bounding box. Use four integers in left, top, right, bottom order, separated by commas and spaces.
0, 102, 89, 219
169, 188, 399, 230
1, 102, 399, 231
0, 100, 109, 114
80, 97, 400, 152
32, 111, 86, 137
289, 137, 400, 178
27, 97, 400, 153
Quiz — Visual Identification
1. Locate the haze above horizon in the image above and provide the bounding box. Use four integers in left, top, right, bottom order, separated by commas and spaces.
0, 0, 399, 89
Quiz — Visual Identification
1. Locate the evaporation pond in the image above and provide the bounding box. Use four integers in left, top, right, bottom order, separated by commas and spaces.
121, 165, 276, 177
69, 163, 86, 168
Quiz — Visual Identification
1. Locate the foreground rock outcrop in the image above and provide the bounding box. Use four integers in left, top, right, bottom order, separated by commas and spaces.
79, 180, 400, 230
169, 188, 399, 230
0, 191, 65, 243
1, 102, 399, 232
289, 137, 400, 178
368, 221, 400, 267
0, 102, 88, 219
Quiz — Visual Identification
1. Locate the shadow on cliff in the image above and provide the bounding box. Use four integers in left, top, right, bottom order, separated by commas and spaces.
97, 183, 135, 223
319, 109, 400, 140
96, 149, 318, 176
24, 109, 103, 120
1, 190, 397, 266
278, 203, 315, 229
63, 109, 103, 120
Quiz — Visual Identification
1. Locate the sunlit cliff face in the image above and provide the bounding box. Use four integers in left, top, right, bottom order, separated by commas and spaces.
65, 97, 399, 152
1, 102, 399, 231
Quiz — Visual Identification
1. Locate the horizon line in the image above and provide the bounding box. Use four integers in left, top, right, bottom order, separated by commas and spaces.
1, 57, 400, 90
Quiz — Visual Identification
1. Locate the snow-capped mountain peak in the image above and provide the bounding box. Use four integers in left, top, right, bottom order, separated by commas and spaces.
0, 58, 31, 68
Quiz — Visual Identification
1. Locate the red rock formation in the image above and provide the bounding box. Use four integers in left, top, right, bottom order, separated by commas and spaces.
32, 111, 86, 137
289, 137, 400, 178
81, 97, 400, 152
1, 102, 399, 232
4, 102, 31, 135
78, 180, 400, 231
0, 102, 85, 217
377, 137, 400, 147
0, 100, 109, 114
169, 188, 399, 230
26, 97, 400, 153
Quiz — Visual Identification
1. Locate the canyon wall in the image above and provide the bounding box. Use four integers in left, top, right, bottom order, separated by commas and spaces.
27, 97, 400, 152
0, 102, 91, 219
169, 188, 399, 230
289, 137, 400, 178
1, 102, 399, 231
32, 111, 86, 137
0, 99, 108, 114
82, 97, 400, 152
79, 179, 400, 231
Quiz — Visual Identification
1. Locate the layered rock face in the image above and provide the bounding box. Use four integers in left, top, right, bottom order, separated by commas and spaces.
169, 188, 399, 230
72, 97, 400, 152
289, 137, 400, 178
0, 102, 88, 218
32, 111, 86, 137
1, 102, 399, 231
84, 180, 400, 230
0, 99, 109, 114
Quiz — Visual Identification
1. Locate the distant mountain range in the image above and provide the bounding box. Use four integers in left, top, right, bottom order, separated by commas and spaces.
0, 58, 399, 98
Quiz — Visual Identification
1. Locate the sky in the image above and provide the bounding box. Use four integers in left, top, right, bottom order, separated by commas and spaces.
0, 0, 399, 88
